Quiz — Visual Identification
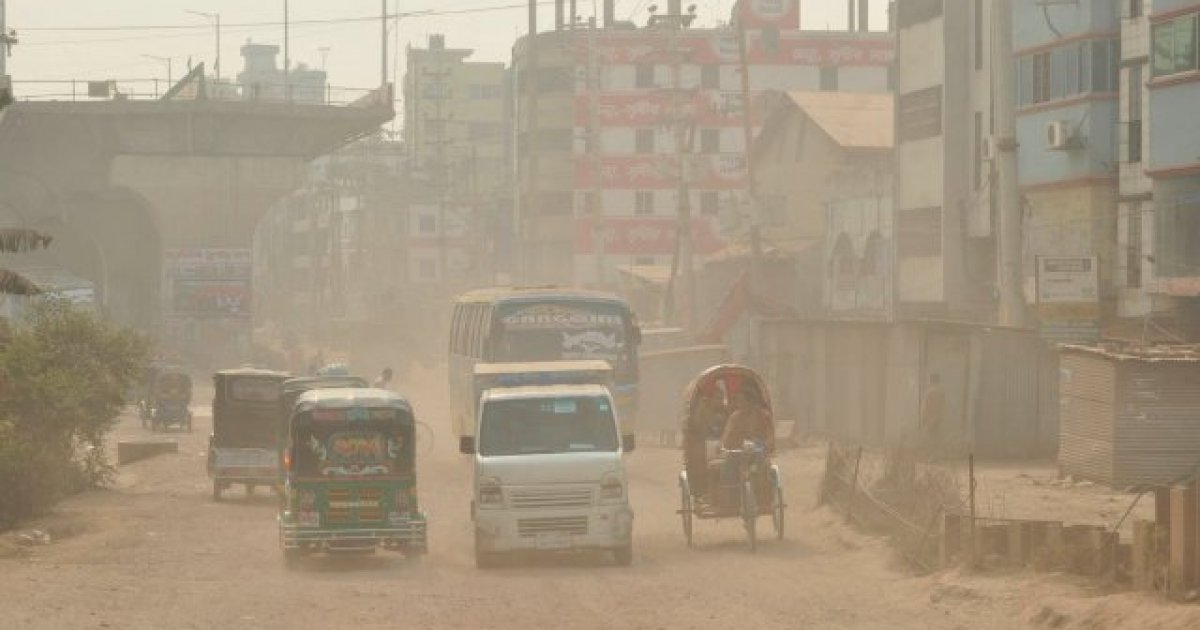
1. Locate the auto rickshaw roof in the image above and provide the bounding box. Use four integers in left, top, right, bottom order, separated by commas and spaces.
292, 387, 413, 415
213, 367, 292, 379
281, 375, 369, 394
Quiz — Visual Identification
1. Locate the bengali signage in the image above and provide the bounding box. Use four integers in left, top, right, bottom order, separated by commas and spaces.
577, 32, 893, 66
575, 154, 747, 190
574, 217, 724, 256
1036, 256, 1098, 304
575, 91, 756, 128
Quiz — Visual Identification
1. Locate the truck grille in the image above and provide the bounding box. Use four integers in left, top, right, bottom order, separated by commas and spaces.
509, 488, 593, 510
517, 516, 589, 537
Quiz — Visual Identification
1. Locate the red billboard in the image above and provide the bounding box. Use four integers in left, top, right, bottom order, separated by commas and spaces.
578, 32, 893, 66
575, 154, 748, 190
575, 217, 725, 256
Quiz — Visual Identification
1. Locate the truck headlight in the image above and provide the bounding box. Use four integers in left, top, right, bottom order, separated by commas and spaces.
478, 476, 503, 507
599, 472, 624, 502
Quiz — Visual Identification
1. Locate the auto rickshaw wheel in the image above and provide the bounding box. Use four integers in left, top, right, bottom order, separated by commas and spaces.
678, 475, 693, 547
613, 543, 633, 567
742, 480, 758, 552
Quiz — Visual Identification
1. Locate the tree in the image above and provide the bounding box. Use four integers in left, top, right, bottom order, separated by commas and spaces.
0, 228, 53, 295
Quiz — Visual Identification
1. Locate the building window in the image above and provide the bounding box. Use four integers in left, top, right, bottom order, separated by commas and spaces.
897, 0, 943, 29
1016, 38, 1119, 106
898, 207, 942, 258
701, 65, 720, 89
699, 129, 720, 154
898, 85, 942, 141
974, 0, 984, 71
536, 128, 574, 151
1152, 14, 1199, 77
634, 256, 655, 266
635, 191, 655, 215
700, 191, 719, 216
635, 64, 656, 88
635, 128, 655, 153
1127, 203, 1143, 288
762, 28, 780, 56
1127, 65, 1143, 163
819, 66, 838, 91
1156, 198, 1200, 278
973, 111, 983, 191
1128, 0, 1143, 19
418, 215, 437, 235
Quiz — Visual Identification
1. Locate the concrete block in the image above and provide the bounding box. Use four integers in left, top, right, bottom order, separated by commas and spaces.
117, 440, 179, 465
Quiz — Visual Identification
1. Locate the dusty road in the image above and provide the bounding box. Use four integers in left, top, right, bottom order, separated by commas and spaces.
3, 368, 1195, 629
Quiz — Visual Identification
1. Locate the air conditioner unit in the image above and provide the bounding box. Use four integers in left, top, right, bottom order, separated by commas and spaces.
1046, 120, 1079, 150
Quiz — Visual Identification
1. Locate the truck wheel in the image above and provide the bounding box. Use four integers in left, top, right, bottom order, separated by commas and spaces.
613, 543, 633, 567
473, 531, 500, 569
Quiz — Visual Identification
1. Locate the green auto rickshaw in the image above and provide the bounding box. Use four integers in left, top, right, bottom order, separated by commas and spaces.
278, 387, 427, 567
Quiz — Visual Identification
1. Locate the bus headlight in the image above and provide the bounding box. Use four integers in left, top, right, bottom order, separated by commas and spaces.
478, 476, 503, 507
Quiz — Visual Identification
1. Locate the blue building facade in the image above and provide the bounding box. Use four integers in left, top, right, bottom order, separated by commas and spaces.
1147, 0, 1200, 311
1011, 0, 1121, 338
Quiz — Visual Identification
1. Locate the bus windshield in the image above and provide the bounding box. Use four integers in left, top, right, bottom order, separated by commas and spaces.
479, 396, 619, 457
492, 302, 634, 379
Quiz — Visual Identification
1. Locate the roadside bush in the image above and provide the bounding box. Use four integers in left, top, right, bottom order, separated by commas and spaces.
0, 300, 147, 528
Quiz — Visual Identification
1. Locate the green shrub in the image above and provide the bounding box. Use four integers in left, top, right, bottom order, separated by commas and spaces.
0, 300, 147, 527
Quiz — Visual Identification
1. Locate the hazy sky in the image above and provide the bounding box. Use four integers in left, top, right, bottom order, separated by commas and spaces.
8, 1, 888, 93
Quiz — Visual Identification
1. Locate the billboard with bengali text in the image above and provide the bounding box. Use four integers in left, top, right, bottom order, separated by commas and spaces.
574, 216, 724, 256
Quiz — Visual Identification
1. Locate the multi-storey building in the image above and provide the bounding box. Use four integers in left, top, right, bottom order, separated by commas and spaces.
513, 0, 894, 287
1141, 0, 1200, 337
1011, 1, 1120, 341
403, 35, 508, 284
887, 0, 996, 318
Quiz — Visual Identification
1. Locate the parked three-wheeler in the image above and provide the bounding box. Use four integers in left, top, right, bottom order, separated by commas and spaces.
278, 388, 428, 567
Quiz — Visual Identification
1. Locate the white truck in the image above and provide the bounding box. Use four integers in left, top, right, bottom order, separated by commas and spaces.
460, 380, 634, 568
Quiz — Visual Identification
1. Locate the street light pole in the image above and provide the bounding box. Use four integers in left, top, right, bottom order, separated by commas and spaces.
283, 0, 290, 101
186, 11, 220, 81
143, 54, 173, 85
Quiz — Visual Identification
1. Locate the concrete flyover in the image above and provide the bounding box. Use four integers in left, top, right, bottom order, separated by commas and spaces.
0, 90, 392, 353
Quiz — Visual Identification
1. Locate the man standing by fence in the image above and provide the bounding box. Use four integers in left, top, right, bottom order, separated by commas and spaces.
919, 373, 945, 457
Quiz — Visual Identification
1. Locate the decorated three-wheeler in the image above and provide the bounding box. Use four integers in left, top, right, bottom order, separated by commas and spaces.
278, 388, 427, 565
208, 368, 291, 500
677, 364, 784, 551
139, 363, 194, 432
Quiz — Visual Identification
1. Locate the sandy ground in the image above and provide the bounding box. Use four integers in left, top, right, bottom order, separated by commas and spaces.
2, 365, 1198, 629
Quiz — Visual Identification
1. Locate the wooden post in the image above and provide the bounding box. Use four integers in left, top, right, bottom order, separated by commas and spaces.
968, 453, 977, 566
1169, 484, 1197, 596
1133, 520, 1156, 591
846, 446, 863, 524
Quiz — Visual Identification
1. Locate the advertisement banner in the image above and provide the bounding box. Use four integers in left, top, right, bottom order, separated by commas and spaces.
172, 280, 252, 319
577, 32, 893, 66
1036, 256, 1099, 304
574, 154, 747, 190
737, 0, 801, 30
574, 217, 724, 256
575, 91, 758, 128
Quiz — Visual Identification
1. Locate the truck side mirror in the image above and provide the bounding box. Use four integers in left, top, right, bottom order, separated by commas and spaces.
459, 436, 476, 455
622, 434, 636, 453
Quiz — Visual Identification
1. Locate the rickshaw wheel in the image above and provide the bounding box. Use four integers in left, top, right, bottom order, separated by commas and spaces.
772, 486, 785, 540
742, 480, 757, 552
678, 475, 693, 547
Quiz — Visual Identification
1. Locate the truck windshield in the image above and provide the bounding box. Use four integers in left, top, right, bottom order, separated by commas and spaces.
479, 396, 619, 457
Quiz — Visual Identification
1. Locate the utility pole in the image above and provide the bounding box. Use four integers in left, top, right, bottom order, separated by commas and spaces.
524, 0, 540, 282
734, 2, 765, 295
0, 0, 15, 78
993, 0, 1025, 327
587, 12, 606, 288
186, 11, 220, 82
283, 0, 290, 101
657, 1, 697, 329
381, 0, 388, 87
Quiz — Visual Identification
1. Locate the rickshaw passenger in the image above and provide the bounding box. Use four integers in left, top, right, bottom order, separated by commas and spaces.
714, 387, 774, 501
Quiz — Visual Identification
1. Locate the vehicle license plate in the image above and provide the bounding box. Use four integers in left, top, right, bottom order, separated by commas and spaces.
534, 532, 572, 550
